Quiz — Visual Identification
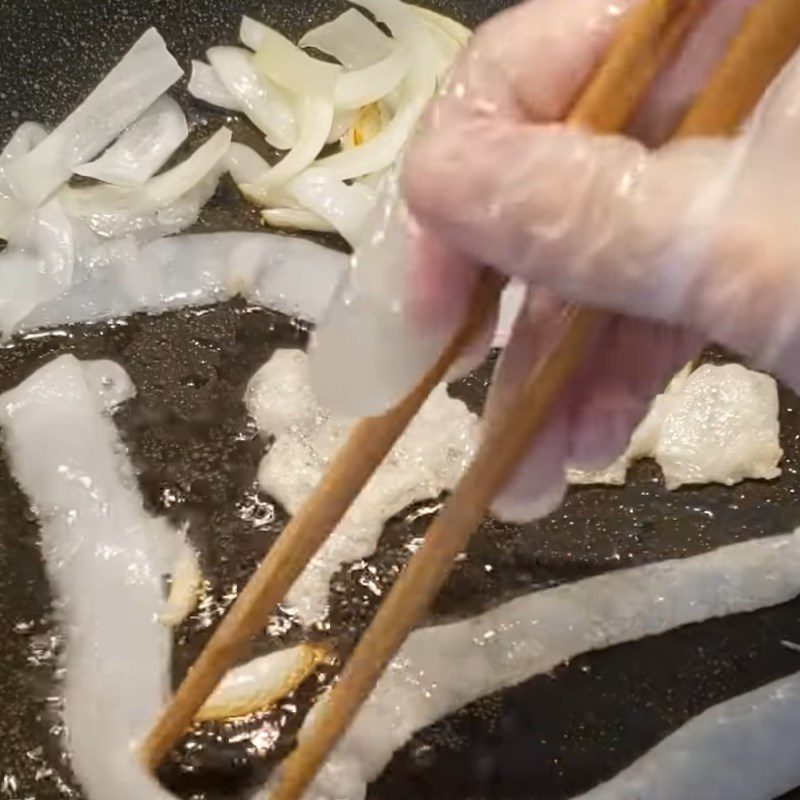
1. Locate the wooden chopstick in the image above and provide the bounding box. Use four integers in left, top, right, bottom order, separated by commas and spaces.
139, 0, 710, 773
268, 1, 800, 798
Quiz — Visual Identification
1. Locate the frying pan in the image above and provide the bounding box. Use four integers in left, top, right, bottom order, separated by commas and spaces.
2, 1, 800, 799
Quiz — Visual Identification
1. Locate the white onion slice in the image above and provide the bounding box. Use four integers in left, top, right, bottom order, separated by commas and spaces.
253, 24, 341, 95
298, 8, 393, 69
296, 530, 800, 800
18, 231, 346, 331
573, 672, 800, 800
62, 127, 231, 239
261, 207, 336, 233
4, 28, 182, 208
207, 46, 297, 150
73, 95, 188, 187
188, 60, 241, 111
159, 534, 202, 628
225, 142, 273, 195
328, 109, 356, 143
0, 354, 175, 800
196, 643, 331, 722
333, 46, 410, 110
286, 169, 375, 246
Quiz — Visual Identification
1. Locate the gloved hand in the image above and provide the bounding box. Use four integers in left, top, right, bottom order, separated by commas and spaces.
314, 0, 800, 522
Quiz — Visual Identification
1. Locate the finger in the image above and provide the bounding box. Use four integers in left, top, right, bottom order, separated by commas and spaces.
567, 316, 701, 471
484, 289, 578, 523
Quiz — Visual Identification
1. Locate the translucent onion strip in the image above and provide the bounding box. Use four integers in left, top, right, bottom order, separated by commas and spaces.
196, 643, 331, 722
0, 354, 176, 800
159, 534, 203, 628
187, 60, 241, 111
298, 8, 393, 69
4, 28, 182, 207
298, 531, 800, 800
206, 46, 297, 150
261, 207, 336, 234
333, 46, 411, 110
73, 95, 188, 187
286, 168, 375, 246
62, 127, 232, 238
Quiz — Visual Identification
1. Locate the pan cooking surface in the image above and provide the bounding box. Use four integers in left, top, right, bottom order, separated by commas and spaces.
2, 2, 800, 799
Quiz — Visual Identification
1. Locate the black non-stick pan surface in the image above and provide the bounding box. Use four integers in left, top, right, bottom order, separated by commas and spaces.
2, 1, 800, 799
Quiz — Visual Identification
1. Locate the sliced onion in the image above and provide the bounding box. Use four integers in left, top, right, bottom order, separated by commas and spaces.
62, 127, 231, 238
341, 102, 388, 149
298, 531, 800, 799
73, 95, 188, 187
187, 59, 241, 110
4, 28, 182, 208
286, 168, 375, 246
314, 66, 434, 180
0, 354, 175, 800
298, 8, 393, 69
261, 207, 336, 233
253, 23, 341, 96
328, 108, 356, 143
196, 643, 331, 722
313, 0, 436, 180
333, 45, 411, 110
206, 46, 297, 150
225, 142, 272, 199
18, 231, 346, 332
159, 533, 202, 628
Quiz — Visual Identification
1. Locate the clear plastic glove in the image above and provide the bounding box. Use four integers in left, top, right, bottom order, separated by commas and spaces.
314, 0, 800, 523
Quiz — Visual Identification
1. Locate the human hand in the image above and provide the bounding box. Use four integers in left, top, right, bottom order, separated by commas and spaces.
315, 0, 800, 522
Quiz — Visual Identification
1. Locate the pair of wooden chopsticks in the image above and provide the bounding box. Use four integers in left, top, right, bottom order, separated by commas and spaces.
141, 0, 800, 796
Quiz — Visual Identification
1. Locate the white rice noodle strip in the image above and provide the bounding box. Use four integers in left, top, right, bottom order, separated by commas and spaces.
197, 644, 331, 722
0, 354, 176, 800
286, 169, 375, 246
187, 60, 241, 111
0, 196, 75, 337
206, 46, 297, 150
62, 127, 231, 238
0, 122, 47, 239
298, 9, 394, 69
4, 29, 182, 207
572, 671, 800, 800
73, 95, 188, 187
333, 46, 410, 110
17, 232, 347, 332
253, 24, 341, 95
297, 530, 800, 800
261, 207, 336, 234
